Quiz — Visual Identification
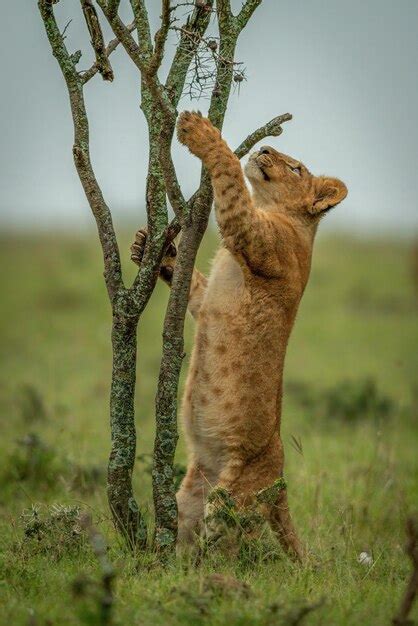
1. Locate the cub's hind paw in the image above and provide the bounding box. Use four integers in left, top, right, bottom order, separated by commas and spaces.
177, 111, 221, 158
130, 228, 147, 266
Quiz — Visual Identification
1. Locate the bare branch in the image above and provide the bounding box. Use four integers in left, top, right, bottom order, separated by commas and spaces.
236, 0, 262, 28
167, 215, 181, 241
38, 0, 122, 300
107, 0, 121, 19
187, 0, 242, 219
148, 0, 171, 76
234, 113, 292, 159
81, 21, 136, 85
97, 2, 175, 118
165, 0, 214, 103
172, 27, 245, 100
81, 0, 114, 81
130, 0, 153, 59
189, 0, 263, 231
217, 0, 232, 18
159, 129, 188, 223
150, 2, 217, 237
61, 18, 73, 39
96, 1, 144, 71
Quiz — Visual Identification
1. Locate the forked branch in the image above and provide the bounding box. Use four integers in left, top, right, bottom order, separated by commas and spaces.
81, 0, 114, 81
81, 21, 136, 85
97, 1, 175, 118
165, 0, 214, 103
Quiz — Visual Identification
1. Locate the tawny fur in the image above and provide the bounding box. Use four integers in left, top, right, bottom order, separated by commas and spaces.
131, 112, 347, 560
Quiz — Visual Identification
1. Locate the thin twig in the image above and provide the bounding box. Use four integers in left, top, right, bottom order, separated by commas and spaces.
148, 0, 171, 76
81, 0, 114, 81
165, 0, 214, 103
81, 21, 136, 85
191, 0, 259, 220
156, 1, 216, 227
234, 113, 292, 159
159, 131, 188, 223
130, 0, 153, 59
97, 2, 175, 118
61, 18, 72, 39
236, 0, 262, 28
172, 26, 245, 100
38, 0, 122, 299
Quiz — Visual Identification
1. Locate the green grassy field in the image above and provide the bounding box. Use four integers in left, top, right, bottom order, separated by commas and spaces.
0, 229, 417, 625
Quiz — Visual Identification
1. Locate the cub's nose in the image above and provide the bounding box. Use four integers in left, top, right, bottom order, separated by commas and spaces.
259, 146, 272, 155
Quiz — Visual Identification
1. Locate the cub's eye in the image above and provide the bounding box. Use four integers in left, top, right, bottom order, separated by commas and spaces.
289, 166, 301, 176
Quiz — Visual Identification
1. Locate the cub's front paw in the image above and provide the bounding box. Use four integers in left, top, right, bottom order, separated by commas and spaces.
130, 228, 147, 266
177, 111, 221, 158
130, 227, 177, 272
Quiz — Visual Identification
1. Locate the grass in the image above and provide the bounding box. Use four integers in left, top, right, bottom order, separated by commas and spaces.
0, 228, 417, 625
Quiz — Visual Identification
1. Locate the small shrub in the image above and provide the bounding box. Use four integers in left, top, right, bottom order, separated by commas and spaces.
321, 378, 395, 422
20, 503, 85, 560
4, 433, 67, 487
2, 433, 105, 495
287, 377, 396, 423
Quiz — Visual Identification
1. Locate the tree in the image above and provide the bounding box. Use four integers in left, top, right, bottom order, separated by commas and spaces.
38, 0, 291, 554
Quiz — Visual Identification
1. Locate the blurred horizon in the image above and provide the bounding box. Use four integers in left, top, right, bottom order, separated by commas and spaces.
1, 0, 418, 234
1, 219, 417, 241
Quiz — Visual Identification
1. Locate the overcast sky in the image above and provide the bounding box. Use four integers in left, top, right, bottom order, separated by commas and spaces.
1, 0, 418, 233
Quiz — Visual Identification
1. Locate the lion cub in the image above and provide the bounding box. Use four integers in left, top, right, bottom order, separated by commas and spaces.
131, 112, 347, 559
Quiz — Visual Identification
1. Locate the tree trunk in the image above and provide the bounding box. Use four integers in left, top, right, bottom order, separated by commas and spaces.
153, 218, 209, 552
108, 309, 147, 549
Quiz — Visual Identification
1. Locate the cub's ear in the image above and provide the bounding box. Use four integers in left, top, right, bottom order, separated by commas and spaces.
310, 176, 348, 214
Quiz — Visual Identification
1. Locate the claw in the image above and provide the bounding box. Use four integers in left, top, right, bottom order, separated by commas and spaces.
131, 229, 147, 266
165, 241, 177, 258
135, 229, 147, 244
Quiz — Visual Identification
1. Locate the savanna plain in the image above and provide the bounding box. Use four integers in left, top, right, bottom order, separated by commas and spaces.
0, 229, 417, 625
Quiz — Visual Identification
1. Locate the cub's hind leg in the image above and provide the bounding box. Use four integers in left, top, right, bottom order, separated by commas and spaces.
176, 462, 212, 548
206, 438, 304, 561
258, 481, 304, 561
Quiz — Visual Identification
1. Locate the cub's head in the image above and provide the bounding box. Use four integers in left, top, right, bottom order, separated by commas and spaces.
244, 146, 347, 221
